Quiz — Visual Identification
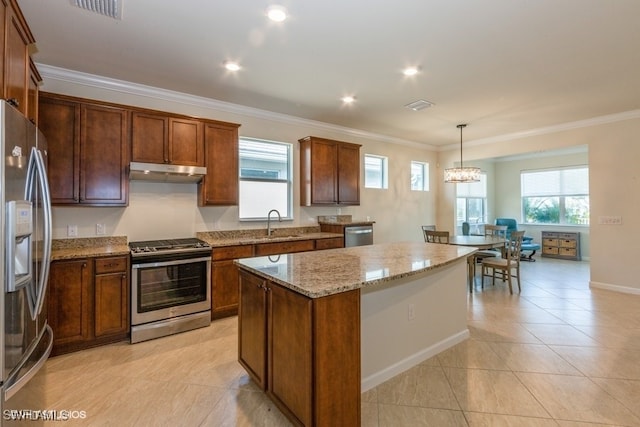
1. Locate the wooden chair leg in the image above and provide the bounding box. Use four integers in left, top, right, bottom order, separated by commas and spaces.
507, 270, 513, 294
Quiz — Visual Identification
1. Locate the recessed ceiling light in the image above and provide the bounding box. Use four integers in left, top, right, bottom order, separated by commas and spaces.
266, 5, 288, 22
224, 61, 241, 71
403, 66, 420, 76
341, 96, 356, 104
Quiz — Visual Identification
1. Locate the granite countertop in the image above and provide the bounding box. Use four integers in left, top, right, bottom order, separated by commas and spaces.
235, 241, 476, 298
317, 214, 375, 226
51, 236, 130, 261
197, 227, 342, 247
50, 227, 345, 261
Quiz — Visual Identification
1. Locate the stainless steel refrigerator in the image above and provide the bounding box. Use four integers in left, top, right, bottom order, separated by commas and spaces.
1, 100, 53, 425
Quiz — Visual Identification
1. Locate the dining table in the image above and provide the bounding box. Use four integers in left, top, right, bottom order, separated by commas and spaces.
448, 235, 506, 292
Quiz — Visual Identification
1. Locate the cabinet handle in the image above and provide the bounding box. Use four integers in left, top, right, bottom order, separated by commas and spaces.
82, 263, 87, 269
121, 274, 126, 279
7, 98, 19, 107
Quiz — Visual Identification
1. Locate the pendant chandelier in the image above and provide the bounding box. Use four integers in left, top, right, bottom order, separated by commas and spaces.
444, 124, 481, 183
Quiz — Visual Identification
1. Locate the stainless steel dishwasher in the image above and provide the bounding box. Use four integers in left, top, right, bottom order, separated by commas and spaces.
344, 225, 374, 247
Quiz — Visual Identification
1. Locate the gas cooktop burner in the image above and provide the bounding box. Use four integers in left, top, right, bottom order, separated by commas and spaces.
129, 238, 210, 255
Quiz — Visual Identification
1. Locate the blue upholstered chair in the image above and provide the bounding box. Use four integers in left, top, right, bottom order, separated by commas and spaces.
495, 218, 533, 243
494, 218, 540, 261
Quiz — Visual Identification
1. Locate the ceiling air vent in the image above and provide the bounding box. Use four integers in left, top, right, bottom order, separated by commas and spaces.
404, 99, 434, 111
72, 0, 123, 19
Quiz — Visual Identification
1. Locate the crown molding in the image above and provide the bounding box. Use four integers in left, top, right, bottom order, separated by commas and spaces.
37, 63, 433, 150
440, 109, 640, 152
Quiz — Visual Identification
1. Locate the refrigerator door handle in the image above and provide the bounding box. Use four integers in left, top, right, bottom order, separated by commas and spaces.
33, 148, 53, 318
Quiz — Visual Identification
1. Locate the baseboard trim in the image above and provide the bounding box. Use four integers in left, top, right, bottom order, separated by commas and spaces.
361, 328, 470, 392
590, 281, 640, 295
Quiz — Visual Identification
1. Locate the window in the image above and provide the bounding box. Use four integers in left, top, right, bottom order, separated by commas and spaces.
364, 154, 388, 189
521, 166, 589, 225
239, 138, 292, 219
456, 173, 487, 230
411, 161, 429, 191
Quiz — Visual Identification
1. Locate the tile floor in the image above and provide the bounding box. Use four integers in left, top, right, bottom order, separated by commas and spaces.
27, 257, 640, 426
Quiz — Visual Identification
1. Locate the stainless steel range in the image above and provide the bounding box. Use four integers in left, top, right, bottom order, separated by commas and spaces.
129, 238, 211, 343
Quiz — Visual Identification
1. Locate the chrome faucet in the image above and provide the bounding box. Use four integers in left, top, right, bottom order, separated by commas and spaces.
267, 209, 282, 237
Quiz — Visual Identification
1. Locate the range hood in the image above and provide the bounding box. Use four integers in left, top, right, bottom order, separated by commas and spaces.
129, 162, 207, 183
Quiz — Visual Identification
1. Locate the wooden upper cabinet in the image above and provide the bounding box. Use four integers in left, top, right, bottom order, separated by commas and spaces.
3, 0, 34, 115
131, 111, 204, 166
27, 57, 41, 124
39, 95, 81, 204
80, 103, 129, 205
299, 136, 361, 206
198, 121, 240, 206
131, 112, 168, 164
39, 93, 129, 206
169, 117, 203, 166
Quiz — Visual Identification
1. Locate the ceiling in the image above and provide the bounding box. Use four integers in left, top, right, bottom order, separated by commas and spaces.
16, 0, 640, 148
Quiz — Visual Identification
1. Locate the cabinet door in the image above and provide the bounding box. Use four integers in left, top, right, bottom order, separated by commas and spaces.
48, 259, 92, 348
199, 123, 239, 206
238, 270, 268, 390
212, 259, 240, 318
309, 139, 338, 204
80, 104, 129, 205
94, 271, 129, 338
268, 283, 313, 426
337, 142, 360, 205
131, 111, 168, 164
39, 95, 81, 204
27, 58, 40, 124
169, 117, 203, 166
3, 3, 32, 115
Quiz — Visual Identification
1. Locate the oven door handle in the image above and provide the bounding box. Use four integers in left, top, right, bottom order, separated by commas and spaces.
132, 256, 212, 269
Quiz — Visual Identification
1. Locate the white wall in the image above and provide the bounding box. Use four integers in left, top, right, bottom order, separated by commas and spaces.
493, 151, 590, 259
438, 119, 640, 293
44, 70, 640, 294
44, 76, 438, 243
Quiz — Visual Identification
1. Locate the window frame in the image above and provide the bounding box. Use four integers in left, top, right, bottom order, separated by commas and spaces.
410, 161, 429, 191
520, 166, 589, 226
364, 154, 389, 189
455, 173, 488, 232
238, 137, 293, 221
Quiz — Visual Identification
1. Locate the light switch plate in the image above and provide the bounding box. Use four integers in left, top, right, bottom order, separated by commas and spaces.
598, 216, 622, 225
67, 225, 78, 237
96, 224, 106, 235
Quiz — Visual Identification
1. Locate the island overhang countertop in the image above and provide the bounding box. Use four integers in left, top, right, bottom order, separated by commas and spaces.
234, 241, 476, 298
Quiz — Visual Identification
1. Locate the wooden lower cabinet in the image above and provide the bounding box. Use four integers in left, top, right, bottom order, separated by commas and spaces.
48, 259, 92, 350
48, 256, 129, 355
212, 238, 343, 319
238, 270, 361, 426
94, 257, 129, 338
211, 245, 254, 319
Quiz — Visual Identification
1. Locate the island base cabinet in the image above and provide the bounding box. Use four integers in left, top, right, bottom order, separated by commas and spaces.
238, 270, 361, 427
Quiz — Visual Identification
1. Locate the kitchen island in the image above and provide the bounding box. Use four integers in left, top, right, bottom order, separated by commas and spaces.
235, 241, 475, 426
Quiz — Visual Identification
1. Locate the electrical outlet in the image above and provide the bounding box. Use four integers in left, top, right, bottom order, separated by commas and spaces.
598, 215, 622, 225
408, 303, 415, 321
67, 225, 78, 237
96, 223, 106, 235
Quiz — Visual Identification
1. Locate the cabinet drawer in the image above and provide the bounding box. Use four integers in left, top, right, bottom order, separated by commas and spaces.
212, 245, 254, 261
255, 240, 315, 256
542, 238, 558, 246
559, 233, 577, 239
541, 232, 558, 239
559, 239, 577, 248
315, 237, 344, 250
560, 248, 577, 257
543, 246, 559, 255
95, 257, 127, 274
